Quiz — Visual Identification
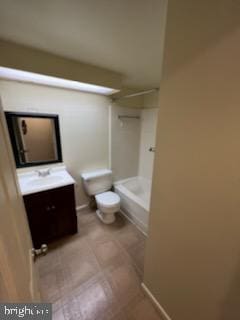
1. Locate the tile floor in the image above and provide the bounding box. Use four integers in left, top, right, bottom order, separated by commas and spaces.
37, 208, 162, 320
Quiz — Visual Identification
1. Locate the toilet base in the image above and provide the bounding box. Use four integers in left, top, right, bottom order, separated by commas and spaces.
96, 209, 116, 224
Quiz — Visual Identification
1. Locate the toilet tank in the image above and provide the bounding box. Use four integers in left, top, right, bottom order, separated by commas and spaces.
81, 169, 113, 196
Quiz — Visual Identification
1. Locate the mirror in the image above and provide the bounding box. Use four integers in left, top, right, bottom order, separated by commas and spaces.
5, 112, 62, 168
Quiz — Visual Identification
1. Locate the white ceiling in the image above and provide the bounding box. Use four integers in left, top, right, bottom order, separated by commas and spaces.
0, 0, 166, 88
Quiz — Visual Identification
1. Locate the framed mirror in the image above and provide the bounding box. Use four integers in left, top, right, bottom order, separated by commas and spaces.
5, 112, 62, 168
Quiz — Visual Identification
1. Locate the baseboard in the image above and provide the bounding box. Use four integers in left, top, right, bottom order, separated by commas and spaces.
141, 283, 172, 320
76, 204, 89, 212
119, 209, 148, 237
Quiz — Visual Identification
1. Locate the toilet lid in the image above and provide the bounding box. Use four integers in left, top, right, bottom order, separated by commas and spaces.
95, 191, 120, 207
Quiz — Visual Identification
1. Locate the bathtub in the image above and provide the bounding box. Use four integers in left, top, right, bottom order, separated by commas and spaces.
114, 176, 151, 234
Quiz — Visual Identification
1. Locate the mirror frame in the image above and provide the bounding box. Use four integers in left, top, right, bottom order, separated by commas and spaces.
5, 111, 63, 168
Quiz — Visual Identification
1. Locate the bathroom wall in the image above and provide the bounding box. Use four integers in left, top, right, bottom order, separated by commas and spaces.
0, 79, 157, 208
111, 103, 141, 181
138, 108, 158, 180
0, 80, 110, 207
143, 90, 160, 109
144, 0, 240, 320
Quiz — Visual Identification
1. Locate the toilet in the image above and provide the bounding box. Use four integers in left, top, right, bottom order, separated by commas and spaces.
81, 169, 120, 224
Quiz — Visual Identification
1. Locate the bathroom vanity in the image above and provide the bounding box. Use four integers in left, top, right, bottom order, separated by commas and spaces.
5, 111, 78, 248
24, 185, 77, 248
18, 166, 78, 248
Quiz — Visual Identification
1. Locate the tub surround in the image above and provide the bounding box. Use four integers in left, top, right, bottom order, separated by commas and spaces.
111, 107, 158, 235
111, 104, 141, 181
139, 108, 158, 180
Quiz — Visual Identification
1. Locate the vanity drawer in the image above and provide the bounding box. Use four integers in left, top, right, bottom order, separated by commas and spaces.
23, 184, 77, 248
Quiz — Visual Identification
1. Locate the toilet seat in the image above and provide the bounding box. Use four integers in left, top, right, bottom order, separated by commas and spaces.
95, 191, 120, 208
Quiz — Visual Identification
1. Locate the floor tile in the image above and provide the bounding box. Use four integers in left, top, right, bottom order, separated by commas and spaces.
37, 246, 61, 278
52, 307, 65, 320
115, 224, 144, 251
39, 271, 61, 303
76, 278, 115, 320
124, 296, 162, 320
59, 234, 92, 260
104, 261, 144, 310
61, 292, 82, 320
77, 208, 96, 226
91, 238, 128, 268
126, 241, 145, 276
110, 311, 129, 320
68, 251, 101, 289
38, 207, 161, 320
83, 220, 112, 243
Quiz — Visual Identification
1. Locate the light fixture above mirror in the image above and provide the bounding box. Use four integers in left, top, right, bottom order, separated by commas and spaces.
0, 67, 120, 95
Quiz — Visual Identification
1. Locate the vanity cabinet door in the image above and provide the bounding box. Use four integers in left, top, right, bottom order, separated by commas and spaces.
48, 184, 77, 237
23, 185, 77, 248
24, 191, 58, 248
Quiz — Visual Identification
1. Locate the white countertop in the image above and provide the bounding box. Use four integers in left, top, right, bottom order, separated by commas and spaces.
17, 165, 76, 196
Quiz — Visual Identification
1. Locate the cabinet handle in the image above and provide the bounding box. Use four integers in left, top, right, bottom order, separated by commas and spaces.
46, 205, 56, 212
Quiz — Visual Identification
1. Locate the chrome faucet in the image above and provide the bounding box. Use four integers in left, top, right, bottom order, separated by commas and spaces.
35, 168, 51, 177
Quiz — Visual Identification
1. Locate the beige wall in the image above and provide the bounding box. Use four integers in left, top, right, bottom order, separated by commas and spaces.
138, 108, 158, 180
0, 80, 110, 207
143, 91, 160, 109
111, 104, 141, 181
144, 1, 240, 320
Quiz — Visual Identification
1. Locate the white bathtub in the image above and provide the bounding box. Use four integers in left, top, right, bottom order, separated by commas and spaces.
114, 176, 151, 234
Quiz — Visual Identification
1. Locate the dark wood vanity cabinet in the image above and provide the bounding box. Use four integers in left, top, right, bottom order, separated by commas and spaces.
23, 184, 77, 248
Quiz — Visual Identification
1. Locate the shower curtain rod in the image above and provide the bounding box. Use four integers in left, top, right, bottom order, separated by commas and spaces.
112, 88, 159, 101
118, 115, 141, 120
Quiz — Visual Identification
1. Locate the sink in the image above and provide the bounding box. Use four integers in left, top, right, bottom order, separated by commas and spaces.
17, 166, 76, 195
27, 175, 64, 187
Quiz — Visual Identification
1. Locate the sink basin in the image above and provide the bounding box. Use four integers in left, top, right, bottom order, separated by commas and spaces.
27, 175, 64, 187
17, 166, 75, 195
